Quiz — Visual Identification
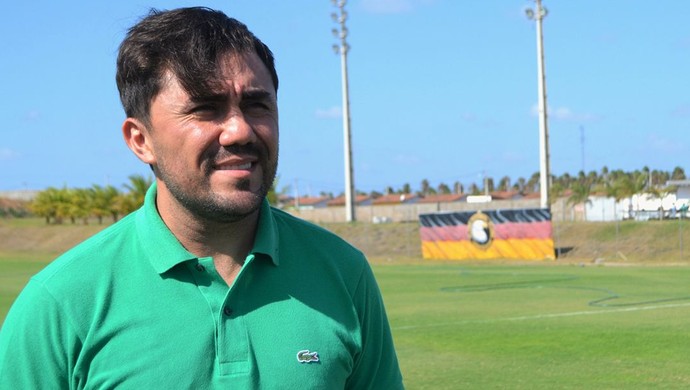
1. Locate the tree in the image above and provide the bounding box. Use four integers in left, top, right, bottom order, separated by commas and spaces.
513, 177, 527, 193
117, 174, 153, 216
549, 182, 565, 205
266, 176, 280, 206
30, 187, 60, 224
420, 179, 431, 196
527, 172, 540, 193
90, 185, 121, 224
497, 176, 511, 191
437, 183, 451, 194
600, 166, 609, 185
68, 188, 91, 224
671, 166, 686, 181
567, 182, 592, 220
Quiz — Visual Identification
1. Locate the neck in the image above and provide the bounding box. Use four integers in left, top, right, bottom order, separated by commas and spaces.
155, 187, 260, 268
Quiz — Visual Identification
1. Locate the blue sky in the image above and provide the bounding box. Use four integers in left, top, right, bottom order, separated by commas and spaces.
2, 0, 688, 196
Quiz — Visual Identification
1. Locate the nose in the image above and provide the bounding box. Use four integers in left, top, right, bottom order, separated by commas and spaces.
219, 112, 256, 146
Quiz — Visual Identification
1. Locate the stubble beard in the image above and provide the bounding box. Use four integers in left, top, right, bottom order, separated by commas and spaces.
157, 153, 278, 224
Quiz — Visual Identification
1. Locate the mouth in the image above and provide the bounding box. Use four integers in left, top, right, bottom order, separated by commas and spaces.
215, 162, 253, 171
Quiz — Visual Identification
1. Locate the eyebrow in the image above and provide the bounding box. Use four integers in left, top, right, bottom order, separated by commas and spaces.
189, 93, 228, 104
241, 89, 275, 102
190, 89, 275, 104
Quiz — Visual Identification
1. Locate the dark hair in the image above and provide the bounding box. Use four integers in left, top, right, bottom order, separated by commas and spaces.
116, 7, 278, 123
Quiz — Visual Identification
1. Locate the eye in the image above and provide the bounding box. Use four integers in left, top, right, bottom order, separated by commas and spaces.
191, 104, 217, 113
189, 104, 224, 120
242, 100, 274, 117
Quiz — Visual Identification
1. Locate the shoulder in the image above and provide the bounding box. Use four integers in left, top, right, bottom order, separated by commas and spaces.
267, 207, 372, 286
269, 207, 365, 260
32, 211, 139, 289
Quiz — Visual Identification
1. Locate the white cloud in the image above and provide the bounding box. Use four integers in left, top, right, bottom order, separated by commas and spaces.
0, 148, 20, 161
315, 106, 342, 119
647, 134, 685, 153
23, 110, 41, 122
460, 113, 477, 122
671, 104, 690, 117
393, 153, 422, 165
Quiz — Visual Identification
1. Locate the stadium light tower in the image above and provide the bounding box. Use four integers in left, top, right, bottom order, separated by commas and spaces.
331, 0, 356, 222
332, 0, 356, 222
526, 0, 551, 209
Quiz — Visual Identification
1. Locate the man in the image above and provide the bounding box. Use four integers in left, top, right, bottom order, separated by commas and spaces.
0, 7, 403, 389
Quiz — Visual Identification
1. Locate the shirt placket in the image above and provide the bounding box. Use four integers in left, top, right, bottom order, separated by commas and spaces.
190, 256, 254, 378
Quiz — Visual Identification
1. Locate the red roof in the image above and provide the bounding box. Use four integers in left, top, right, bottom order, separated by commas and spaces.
294, 196, 330, 206
489, 191, 520, 200
417, 194, 465, 203
327, 194, 371, 206
372, 193, 418, 205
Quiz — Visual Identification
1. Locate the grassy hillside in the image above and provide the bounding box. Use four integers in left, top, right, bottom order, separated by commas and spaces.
2, 217, 689, 265
323, 219, 690, 264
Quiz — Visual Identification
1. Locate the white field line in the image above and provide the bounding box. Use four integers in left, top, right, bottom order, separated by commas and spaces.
393, 301, 690, 331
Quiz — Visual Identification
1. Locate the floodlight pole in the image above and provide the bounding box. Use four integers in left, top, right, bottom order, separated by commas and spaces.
332, 0, 356, 222
527, 0, 551, 209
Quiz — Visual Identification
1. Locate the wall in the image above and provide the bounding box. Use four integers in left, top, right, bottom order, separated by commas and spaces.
286, 197, 572, 223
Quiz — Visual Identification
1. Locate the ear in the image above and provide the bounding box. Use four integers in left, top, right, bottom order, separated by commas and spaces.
122, 118, 156, 165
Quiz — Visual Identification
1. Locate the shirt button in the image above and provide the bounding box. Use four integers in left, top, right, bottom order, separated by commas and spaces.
223, 306, 233, 316
195, 263, 205, 272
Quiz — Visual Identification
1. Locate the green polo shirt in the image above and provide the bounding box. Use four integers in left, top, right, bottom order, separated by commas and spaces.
0, 184, 403, 389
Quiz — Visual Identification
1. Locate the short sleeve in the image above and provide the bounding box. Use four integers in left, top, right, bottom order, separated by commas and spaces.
346, 261, 404, 389
0, 279, 80, 389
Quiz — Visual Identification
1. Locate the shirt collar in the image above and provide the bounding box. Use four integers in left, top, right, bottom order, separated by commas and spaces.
252, 198, 280, 266
137, 182, 279, 274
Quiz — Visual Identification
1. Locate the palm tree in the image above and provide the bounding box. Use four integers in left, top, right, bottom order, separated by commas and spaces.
514, 177, 527, 193
90, 185, 120, 224
567, 182, 592, 221
30, 187, 60, 224
437, 183, 451, 194
266, 176, 280, 206
549, 182, 565, 206
68, 188, 92, 224
671, 166, 686, 181
527, 172, 540, 193
123, 174, 152, 207
420, 179, 431, 196
497, 176, 511, 191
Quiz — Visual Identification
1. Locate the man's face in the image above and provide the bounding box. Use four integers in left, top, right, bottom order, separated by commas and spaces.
145, 52, 278, 222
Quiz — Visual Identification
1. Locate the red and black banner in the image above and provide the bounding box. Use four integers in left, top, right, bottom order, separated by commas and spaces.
419, 208, 555, 260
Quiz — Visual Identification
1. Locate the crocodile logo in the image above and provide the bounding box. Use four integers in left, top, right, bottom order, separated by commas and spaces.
296, 350, 320, 363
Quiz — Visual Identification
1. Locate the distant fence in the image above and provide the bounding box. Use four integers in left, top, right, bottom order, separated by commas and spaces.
288, 198, 577, 224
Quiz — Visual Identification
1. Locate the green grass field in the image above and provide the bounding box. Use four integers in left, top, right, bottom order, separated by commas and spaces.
376, 263, 690, 389
2, 219, 690, 388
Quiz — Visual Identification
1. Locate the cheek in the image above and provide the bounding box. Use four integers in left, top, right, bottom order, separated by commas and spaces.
256, 124, 279, 155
